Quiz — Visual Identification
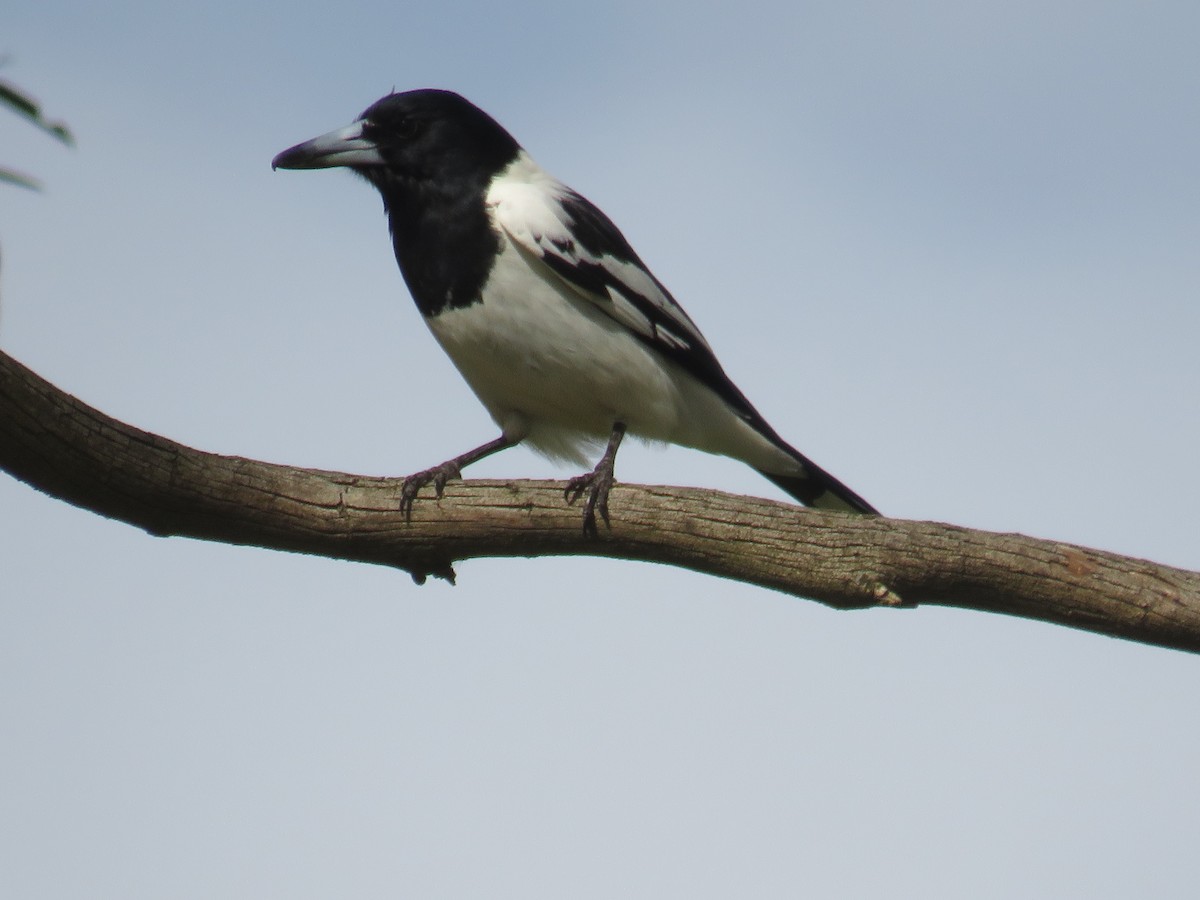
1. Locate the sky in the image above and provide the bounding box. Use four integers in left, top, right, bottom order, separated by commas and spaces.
2, 2, 1199, 897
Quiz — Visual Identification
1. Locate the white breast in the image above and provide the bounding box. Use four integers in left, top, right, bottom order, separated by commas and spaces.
425, 231, 798, 474
425, 231, 684, 463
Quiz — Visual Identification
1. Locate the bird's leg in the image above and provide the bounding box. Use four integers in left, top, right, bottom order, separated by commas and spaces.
564, 422, 627, 538
400, 434, 517, 520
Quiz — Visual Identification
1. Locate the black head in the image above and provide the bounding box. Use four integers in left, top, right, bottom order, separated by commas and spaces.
272, 89, 522, 193
273, 90, 521, 315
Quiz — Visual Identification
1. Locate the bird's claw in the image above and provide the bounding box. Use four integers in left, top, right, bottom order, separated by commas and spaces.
400, 462, 462, 520
564, 467, 615, 538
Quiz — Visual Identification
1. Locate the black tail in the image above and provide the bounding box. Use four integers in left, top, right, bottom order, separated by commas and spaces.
687, 359, 879, 514
755, 456, 879, 515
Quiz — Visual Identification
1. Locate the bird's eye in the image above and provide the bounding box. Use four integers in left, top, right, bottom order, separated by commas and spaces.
395, 117, 420, 139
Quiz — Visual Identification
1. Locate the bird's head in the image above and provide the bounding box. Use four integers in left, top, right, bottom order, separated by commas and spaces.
272, 89, 521, 193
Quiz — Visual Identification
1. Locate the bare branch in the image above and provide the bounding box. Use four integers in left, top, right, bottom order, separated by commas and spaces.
3, 348, 1198, 653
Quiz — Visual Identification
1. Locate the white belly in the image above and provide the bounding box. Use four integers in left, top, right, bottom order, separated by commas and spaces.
426, 269, 674, 459
424, 237, 799, 473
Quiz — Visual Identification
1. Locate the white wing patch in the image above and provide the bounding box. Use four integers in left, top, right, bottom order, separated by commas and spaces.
486, 152, 713, 358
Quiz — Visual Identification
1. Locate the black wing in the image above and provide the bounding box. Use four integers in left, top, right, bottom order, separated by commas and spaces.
490, 178, 770, 430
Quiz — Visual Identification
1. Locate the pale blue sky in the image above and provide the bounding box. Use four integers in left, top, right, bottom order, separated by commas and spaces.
3, 2, 1199, 897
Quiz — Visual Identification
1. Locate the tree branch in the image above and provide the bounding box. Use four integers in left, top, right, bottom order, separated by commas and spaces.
3, 348, 1199, 653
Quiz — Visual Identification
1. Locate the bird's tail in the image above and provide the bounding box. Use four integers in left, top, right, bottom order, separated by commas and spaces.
755, 453, 879, 515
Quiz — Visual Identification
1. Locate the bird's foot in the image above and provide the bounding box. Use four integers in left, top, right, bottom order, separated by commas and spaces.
564, 460, 617, 539
397, 435, 519, 521
400, 461, 462, 520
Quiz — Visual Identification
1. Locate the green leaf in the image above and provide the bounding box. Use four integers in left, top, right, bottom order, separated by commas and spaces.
0, 166, 43, 191
0, 78, 74, 146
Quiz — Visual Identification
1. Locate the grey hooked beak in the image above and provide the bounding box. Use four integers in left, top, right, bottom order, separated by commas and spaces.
272, 120, 384, 170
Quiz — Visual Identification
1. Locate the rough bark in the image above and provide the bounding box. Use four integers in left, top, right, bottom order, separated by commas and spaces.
3, 348, 1198, 653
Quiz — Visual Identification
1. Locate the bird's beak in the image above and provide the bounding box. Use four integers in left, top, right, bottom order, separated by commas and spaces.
272, 120, 384, 170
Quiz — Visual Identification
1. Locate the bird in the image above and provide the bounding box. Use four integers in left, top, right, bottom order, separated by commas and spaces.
272, 89, 878, 535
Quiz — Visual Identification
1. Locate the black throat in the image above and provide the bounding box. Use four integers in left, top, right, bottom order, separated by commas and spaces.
374, 174, 501, 318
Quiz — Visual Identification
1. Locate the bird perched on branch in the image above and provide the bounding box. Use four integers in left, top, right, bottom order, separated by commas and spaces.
273, 89, 877, 534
